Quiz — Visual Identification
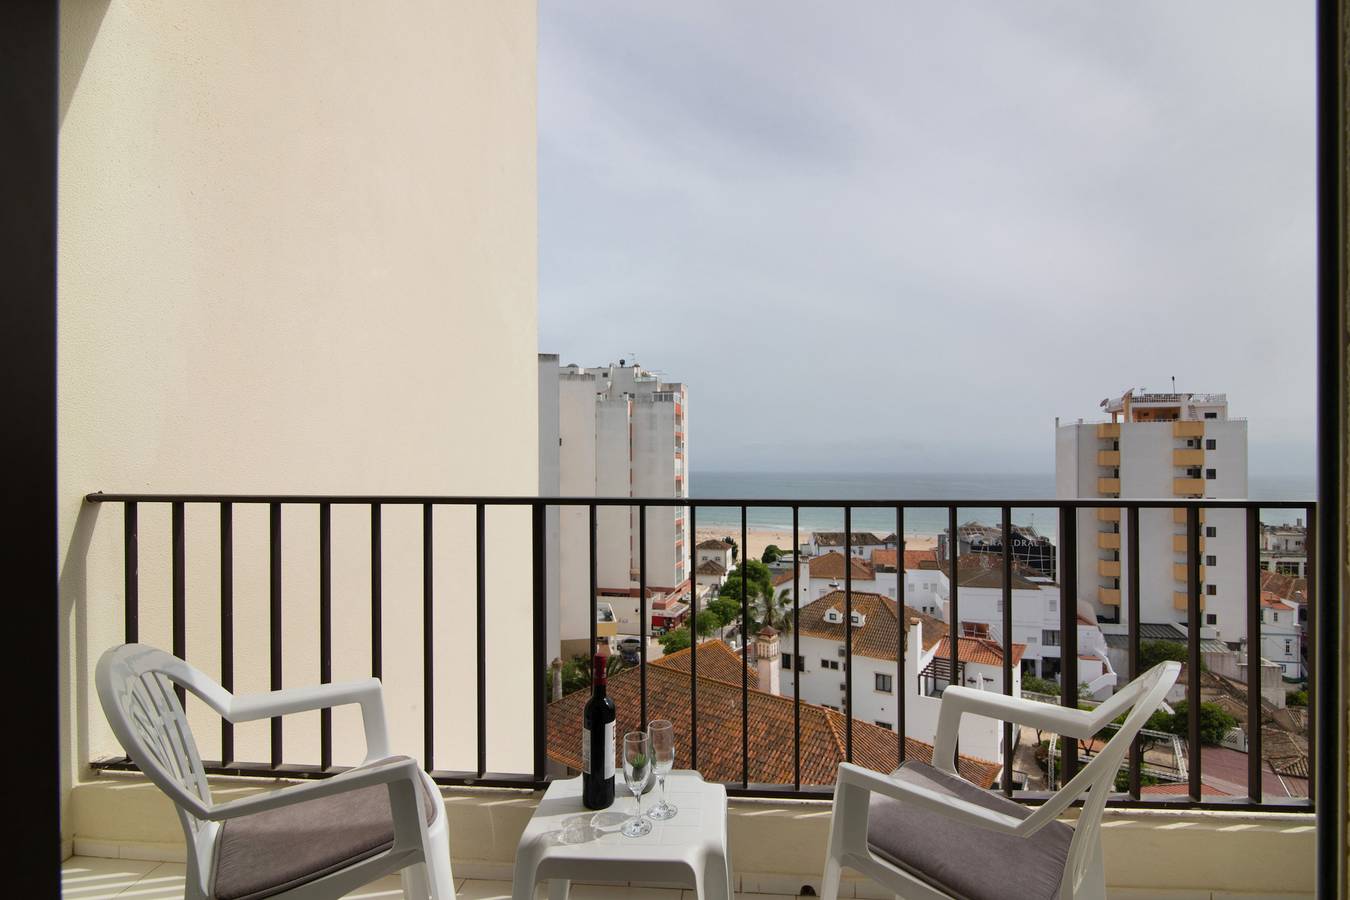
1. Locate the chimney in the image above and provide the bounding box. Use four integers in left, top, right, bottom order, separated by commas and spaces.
906, 617, 922, 683
550, 658, 563, 701
755, 626, 781, 696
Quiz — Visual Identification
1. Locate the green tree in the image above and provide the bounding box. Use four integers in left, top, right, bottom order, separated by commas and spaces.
1022, 675, 1059, 696
720, 560, 774, 609
1164, 701, 1239, 746
1287, 689, 1308, 707
722, 536, 739, 563
1139, 640, 1204, 672
558, 654, 624, 696
761, 544, 783, 564
753, 587, 795, 637
705, 595, 742, 629
658, 627, 692, 655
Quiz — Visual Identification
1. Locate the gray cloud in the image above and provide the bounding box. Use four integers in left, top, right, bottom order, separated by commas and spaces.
540, 1, 1316, 478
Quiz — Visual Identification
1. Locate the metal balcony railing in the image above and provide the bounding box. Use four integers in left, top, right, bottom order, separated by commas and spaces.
85, 491, 1316, 813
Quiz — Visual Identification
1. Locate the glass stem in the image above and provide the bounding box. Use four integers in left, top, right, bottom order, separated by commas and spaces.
659, 773, 667, 808
636, 787, 643, 821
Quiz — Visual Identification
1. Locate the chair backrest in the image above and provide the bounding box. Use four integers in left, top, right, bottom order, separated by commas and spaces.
1017, 660, 1181, 896
95, 645, 232, 840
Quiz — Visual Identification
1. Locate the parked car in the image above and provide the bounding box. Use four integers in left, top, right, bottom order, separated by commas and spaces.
616, 636, 642, 663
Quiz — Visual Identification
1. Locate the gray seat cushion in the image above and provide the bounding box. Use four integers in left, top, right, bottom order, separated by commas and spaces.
213, 760, 437, 900
866, 761, 1074, 900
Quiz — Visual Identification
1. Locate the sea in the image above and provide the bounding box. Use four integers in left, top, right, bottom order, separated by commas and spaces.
688, 471, 1316, 539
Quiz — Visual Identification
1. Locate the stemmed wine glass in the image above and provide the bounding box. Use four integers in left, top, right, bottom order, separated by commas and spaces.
622, 731, 653, 837
646, 719, 678, 820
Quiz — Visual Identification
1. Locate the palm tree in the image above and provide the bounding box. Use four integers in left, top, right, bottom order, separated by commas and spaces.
753, 587, 795, 637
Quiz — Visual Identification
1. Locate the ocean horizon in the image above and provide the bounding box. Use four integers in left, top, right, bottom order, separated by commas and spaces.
687, 470, 1316, 537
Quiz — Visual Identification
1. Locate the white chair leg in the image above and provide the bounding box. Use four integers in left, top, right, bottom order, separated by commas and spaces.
547, 879, 570, 900
402, 862, 431, 900
425, 818, 456, 900
820, 855, 843, 900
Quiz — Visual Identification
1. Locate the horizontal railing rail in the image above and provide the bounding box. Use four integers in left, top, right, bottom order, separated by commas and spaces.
85, 492, 1315, 812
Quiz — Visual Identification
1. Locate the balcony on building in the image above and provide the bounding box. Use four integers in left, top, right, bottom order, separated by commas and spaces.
1173, 477, 1205, 495
1097, 476, 1121, 494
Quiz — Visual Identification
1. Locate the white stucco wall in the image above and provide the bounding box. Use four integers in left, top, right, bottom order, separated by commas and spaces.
59, 0, 537, 841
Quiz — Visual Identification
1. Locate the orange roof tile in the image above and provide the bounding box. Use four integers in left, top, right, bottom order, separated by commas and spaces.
546, 651, 1000, 788
934, 636, 1027, 667
799, 591, 948, 660
871, 548, 940, 571
808, 551, 875, 581
649, 640, 758, 690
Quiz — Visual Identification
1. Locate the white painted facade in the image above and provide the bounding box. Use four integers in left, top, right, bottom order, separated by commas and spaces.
1259, 600, 1304, 680
1056, 389, 1250, 645
539, 359, 690, 656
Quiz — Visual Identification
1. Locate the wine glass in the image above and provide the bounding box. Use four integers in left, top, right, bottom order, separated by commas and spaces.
622, 731, 653, 837
646, 719, 678, 820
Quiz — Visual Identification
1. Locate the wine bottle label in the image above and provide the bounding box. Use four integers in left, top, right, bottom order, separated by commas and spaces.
581, 722, 615, 778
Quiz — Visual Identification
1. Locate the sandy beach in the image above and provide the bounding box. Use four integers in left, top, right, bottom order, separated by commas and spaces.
695, 526, 936, 562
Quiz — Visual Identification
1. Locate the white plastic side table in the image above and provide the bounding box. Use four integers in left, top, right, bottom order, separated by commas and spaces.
511, 770, 732, 900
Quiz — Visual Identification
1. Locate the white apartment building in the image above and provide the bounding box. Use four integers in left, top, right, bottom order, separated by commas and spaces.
778, 591, 1016, 765
1056, 388, 1249, 643
1259, 593, 1305, 681
539, 357, 689, 658
805, 531, 889, 559
1261, 521, 1309, 577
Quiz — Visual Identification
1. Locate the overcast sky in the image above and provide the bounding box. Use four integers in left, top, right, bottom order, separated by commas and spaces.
539, 2, 1315, 478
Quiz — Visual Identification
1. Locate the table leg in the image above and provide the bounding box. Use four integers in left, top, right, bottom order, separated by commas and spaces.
547, 879, 571, 900
700, 852, 732, 900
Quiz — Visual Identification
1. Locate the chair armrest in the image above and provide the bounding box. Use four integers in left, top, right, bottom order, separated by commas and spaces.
836, 763, 1024, 836
205, 756, 424, 822
226, 679, 390, 760
932, 687, 1094, 777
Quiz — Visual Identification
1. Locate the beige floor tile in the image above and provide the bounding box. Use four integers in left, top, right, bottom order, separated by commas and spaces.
567, 885, 681, 900
344, 872, 408, 898
455, 880, 516, 900
61, 857, 158, 900
113, 862, 186, 899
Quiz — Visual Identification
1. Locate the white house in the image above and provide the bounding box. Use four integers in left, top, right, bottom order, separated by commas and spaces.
1260, 592, 1305, 680
694, 557, 729, 596
779, 590, 1021, 765
807, 531, 888, 559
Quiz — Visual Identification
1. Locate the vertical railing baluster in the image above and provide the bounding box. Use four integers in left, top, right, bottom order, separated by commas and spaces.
741, 505, 749, 788
124, 501, 138, 644
371, 503, 382, 681
792, 505, 801, 790
532, 502, 547, 781
220, 502, 233, 765
895, 506, 905, 765
1187, 504, 1202, 801
1304, 504, 1316, 800
423, 502, 434, 773
1000, 506, 1012, 796
844, 506, 853, 763
1059, 506, 1078, 782
639, 505, 648, 731
948, 506, 959, 700
270, 502, 283, 768
689, 503, 698, 770
1246, 505, 1262, 803
319, 502, 332, 772
588, 504, 597, 659
172, 501, 186, 707
1127, 504, 1141, 799
476, 503, 487, 777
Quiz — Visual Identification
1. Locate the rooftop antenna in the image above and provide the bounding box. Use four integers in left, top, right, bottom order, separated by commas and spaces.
1171, 375, 1176, 392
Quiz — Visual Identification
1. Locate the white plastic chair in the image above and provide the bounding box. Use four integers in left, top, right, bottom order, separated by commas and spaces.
821, 661, 1181, 900
96, 643, 454, 900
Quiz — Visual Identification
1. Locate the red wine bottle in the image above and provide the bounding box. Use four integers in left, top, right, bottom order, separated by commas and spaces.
582, 654, 616, 809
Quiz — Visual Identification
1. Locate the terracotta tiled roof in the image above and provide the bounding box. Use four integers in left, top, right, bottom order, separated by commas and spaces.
933, 636, 1027, 667
696, 538, 735, 551
808, 552, 875, 581
546, 650, 1000, 788
772, 570, 797, 587
1140, 782, 1232, 798
871, 548, 940, 571
1259, 590, 1295, 610
954, 554, 1043, 590
649, 640, 758, 690
799, 591, 948, 660
695, 558, 726, 576
1259, 570, 1307, 603
812, 531, 886, 547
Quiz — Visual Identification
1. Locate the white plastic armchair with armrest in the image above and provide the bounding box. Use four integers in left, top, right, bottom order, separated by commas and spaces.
821, 661, 1180, 900
96, 643, 454, 900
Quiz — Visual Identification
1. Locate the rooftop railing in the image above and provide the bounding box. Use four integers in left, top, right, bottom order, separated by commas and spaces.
85, 491, 1316, 812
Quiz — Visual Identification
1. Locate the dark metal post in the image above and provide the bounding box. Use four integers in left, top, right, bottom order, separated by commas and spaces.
1246, 505, 1262, 803
1001, 506, 1013, 796
172, 501, 186, 707
220, 503, 234, 764
741, 506, 749, 787
639, 505, 648, 730
589, 504, 597, 658
844, 507, 853, 762
532, 502, 547, 781
793, 505, 801, 789
689, 503, 698, 769
895, 506, 906, 765
948, 507, 959, 692
1187, 504, 1202, 801
319, 502, 332, 771
1127, 504, 1141, 799
269, 502, 283, 768
1059, 507, 1078, 782
370, 503, 382, 680
124, 502, 138, 643
476, 503, 487, 777
423, 503, 434, 772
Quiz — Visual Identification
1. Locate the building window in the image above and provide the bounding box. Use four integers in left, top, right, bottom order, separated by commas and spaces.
1205, 468, 1217, 480
1206, 526, 1217, 538
1042, 630, 1060, 647
1284, 640, 1293, 655
1204, 412, 1218, 419
1206, 555, 1217, 566
1272, 612, 1279, 623
875, 673, 893, 693
875, 720, 893, 730
1206, 584, 1217, 596
822, 659, 839, 671
1205, 438, 1216, 450
781, 653, 793, 670
906, 583, 914, 592
1206, 614, 1218, 625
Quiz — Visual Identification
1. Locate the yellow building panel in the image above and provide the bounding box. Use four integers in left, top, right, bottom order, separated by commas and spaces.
1097, 423, 1121, 439
1098, 477, 1121, 494
1097, 507, 1121, 522
1099, 587, 1121, 606
1173, 563, 1206, 582
1098, 532, 1121, 550
1172, 534, 1206, 554
1173, 478, 1204, 495
1098, 559, 1121, 577
1173, 421, 1205, 438
1173, 448, 1204, 466
1097, 450, 1121, 466
1173, 591, 1206, 612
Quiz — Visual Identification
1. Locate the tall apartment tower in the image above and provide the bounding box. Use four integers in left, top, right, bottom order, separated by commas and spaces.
1055, 389, 1248, 643
539, 356, 689, 658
